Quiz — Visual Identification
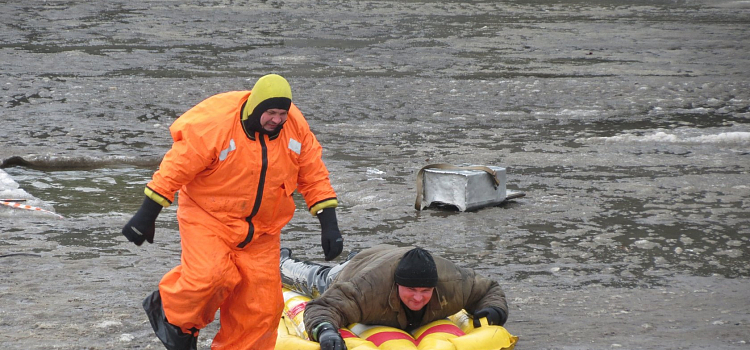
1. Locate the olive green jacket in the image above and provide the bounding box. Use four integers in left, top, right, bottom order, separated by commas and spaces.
303, 244, 508, 333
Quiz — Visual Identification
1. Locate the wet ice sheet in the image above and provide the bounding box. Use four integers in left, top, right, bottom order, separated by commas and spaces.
1, 1, 750, 349
0, 0, 749, 338
3, 76, 749, 286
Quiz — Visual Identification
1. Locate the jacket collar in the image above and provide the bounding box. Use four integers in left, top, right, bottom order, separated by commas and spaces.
243, 129, 281, 141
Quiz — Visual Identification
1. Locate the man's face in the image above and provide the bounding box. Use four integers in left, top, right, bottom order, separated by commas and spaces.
259, 108, 288, 132
397, 285, 434, 311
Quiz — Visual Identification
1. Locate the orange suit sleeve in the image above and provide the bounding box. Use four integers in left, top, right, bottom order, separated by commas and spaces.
289, 105, 338, 214
145, 117, 217, 206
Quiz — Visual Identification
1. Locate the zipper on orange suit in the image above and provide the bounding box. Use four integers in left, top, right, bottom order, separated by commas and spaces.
238, 133, 268, 248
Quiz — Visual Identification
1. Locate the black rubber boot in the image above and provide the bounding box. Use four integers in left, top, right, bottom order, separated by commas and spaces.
143, 290, 198, 350
280, 248, 332, 298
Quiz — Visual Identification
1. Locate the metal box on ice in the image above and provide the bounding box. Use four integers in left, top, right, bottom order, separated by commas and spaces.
421, 166, 507, 212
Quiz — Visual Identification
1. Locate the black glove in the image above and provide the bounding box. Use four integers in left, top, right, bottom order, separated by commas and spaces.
122, 196, 163, 246
473, 307, 507, 328
314, 323, 347, 350
317, 207, 343, 261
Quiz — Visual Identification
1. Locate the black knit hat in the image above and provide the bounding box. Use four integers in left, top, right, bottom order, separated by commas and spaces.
394, 248, 438, 288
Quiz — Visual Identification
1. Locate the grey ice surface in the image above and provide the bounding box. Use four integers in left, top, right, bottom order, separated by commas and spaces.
1, 0, 749, 349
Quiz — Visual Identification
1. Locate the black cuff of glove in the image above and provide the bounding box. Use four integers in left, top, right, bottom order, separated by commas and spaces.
139, 196, 164, 218
314, 322, 346, 350
318, 208, 343, 261
312, 322, 336, 342
317, 207, 338, 229
494, 307, 508, 326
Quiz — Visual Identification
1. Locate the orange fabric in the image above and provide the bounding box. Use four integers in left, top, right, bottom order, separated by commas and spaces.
147, 90, 337, 350
159, 227, 283, 349
147, 91, 336, 242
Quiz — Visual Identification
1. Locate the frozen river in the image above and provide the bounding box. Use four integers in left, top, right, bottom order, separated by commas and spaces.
1, 1, 749, 349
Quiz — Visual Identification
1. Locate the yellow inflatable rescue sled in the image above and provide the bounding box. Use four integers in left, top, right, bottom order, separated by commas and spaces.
276, 288, 518, 350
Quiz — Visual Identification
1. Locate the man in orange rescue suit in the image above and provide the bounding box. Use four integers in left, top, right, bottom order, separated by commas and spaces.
121, 74, 344, 350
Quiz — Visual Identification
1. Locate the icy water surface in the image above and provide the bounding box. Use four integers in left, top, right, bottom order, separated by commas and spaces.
1, 0, 749, 348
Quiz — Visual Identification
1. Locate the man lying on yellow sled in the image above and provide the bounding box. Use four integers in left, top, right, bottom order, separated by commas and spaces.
280, 244, 512, 350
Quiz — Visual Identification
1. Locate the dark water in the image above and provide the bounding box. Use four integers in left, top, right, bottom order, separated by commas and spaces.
2, 0, 749, 291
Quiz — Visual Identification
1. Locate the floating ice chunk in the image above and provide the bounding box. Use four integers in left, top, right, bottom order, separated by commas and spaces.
556, 109, 601, 117
96, 320, 122, 328
691, 131, 750, 144
0, 169, 24, 194
75, 186, 105, 193
634, 239, 660, 249
0, 169, 59, 218
578, 129, 750, 146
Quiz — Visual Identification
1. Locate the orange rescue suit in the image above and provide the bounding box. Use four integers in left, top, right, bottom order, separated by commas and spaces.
145, 91, 337, 349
